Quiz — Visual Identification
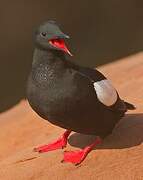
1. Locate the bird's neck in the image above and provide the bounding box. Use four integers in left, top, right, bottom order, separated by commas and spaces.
32, 47, 66, 68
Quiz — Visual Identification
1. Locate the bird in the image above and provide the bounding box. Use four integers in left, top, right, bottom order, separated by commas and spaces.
27, 20, 135, 165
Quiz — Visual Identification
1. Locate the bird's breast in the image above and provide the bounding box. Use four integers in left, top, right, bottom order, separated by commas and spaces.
27, 66, 78, 115
27, 66, 97, 117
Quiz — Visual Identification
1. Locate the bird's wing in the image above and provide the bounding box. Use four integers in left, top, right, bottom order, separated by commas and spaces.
67, 61, 127, 114
66, 60, 106, 81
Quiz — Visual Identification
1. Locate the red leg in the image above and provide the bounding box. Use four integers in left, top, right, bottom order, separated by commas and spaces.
34, 130, 71, 153
61, 136, 102, 165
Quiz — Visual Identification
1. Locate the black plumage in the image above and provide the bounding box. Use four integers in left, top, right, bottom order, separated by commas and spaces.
27, 21, 135, 164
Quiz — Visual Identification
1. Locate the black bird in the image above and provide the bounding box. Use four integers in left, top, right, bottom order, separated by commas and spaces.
27, 20, 135, 165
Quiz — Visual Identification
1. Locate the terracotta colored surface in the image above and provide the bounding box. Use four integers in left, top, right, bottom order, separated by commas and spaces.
0, 53, 143, 180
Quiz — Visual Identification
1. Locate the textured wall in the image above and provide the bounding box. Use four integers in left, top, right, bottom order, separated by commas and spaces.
0, 0, 143, 111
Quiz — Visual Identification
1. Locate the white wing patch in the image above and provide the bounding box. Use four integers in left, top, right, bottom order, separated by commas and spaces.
93, 79, 117, 106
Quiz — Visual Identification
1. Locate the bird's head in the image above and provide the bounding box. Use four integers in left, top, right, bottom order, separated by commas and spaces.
34, 20, 72, 56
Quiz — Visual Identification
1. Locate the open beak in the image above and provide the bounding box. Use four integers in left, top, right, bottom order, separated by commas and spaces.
49, 33, 73, 56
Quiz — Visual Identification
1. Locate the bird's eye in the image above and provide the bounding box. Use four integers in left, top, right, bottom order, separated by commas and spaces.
40, 32, 47, 37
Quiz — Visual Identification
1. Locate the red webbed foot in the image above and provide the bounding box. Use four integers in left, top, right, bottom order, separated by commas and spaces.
61, 136, 102, 165
61, 149, 88, 165
34, 130, 71, 153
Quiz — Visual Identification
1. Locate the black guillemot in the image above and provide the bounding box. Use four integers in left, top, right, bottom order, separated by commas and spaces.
27, 20, 135, 165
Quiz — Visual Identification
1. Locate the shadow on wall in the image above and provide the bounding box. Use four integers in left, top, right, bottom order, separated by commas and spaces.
0, 0, 143, 112
68, 114, 143, 149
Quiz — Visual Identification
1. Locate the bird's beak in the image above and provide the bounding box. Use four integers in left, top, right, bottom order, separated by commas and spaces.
49, 33, 73, 56
58, 33, 70, 39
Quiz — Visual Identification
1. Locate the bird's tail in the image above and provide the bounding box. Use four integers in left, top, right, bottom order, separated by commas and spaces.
124, 101, 136, 110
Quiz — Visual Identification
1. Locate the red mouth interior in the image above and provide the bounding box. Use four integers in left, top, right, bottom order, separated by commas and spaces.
49, 39, 72, 56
